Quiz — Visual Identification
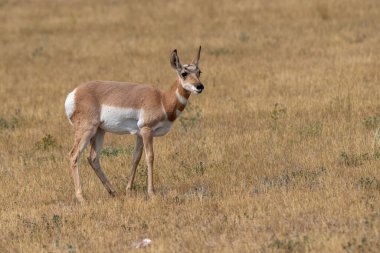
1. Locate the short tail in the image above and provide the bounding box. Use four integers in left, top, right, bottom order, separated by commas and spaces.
64, 89, 76, 125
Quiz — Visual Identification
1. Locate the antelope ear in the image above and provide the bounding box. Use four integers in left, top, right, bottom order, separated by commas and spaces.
170, 49, 182, 71
191, 46, 201, 66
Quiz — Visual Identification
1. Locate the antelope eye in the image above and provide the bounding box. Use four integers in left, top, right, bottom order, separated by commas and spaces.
181, 72, 188, 78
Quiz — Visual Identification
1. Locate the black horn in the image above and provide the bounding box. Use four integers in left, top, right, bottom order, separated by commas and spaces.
192, 46, 201, 66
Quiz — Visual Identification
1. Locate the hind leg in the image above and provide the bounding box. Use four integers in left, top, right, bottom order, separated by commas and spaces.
70, 127, 97, 202
87, 128, 116, 196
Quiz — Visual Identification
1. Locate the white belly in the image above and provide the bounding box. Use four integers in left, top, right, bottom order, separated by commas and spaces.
100, 105, 143, 135
99, 105, 173, 136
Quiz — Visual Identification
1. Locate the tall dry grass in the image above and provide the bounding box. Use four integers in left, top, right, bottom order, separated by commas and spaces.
0, 0, 380, 252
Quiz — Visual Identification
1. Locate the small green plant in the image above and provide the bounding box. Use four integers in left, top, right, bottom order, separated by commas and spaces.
36, 134, 56, 150
17, 215, 37, 234
0, 117, 9, 129
192, 161, 205, 175
31, 46, 44, 57
209, 48, 232, 56
363, 113, 380, 130
67, 244, 75, 253
239, 32, 249, 42
52, 214, 61, 227
266, 235, 310, 253
342, 236, 379, 253
179, 160, 207, 176
269, 103, 287, 130
254, 166, 326, 194
189, 184, 209, 199
0, 115, 18, 130
357, 177, 380, 191
131, 165, 148, 191
339, 151, 379, 167
342, 33, 366, 44
101, 146, 133, 157
41, 214, 62, 233
299, 121, 323, 138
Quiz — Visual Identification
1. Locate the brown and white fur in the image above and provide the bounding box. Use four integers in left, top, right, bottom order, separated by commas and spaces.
64, 47, 204, 202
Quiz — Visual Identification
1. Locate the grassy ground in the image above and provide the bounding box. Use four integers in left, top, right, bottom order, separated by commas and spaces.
1, 0, 380, 252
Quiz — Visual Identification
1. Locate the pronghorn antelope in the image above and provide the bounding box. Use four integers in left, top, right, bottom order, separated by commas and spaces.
64, 47, 204, 202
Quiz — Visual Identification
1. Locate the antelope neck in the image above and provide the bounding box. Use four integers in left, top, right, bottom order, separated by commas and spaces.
163, 78, 191, 121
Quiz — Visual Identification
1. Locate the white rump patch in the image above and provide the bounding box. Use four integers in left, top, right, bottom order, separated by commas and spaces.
100, 105, 144, 135
64, 88, 76, 125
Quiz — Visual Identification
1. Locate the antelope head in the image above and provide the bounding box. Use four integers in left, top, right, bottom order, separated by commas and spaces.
170, 46, 204, 94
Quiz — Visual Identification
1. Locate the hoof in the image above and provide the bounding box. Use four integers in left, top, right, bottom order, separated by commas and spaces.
108, 189, 117, 197
74, 195, 86, 204
148, 190, 156, 198
125, 187, 134, 197
87, 157, 94, 166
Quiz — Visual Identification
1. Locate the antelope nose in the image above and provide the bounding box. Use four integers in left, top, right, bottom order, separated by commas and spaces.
196, 84, 204, 91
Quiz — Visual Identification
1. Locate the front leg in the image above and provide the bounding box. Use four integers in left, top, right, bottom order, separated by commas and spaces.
140, 127, 155, 197
126, 135, 144, 192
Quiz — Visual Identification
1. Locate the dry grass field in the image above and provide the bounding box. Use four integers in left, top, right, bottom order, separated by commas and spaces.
1, 0, 380, 252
